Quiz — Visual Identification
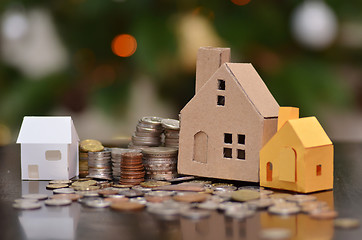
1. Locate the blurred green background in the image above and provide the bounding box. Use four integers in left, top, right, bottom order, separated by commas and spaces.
0, 0, 361, 145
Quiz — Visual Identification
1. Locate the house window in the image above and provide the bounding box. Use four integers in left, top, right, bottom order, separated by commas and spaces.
218, 79, 225, 90
217, 95, 225, 106
267, 162, 273, 181
223, 148, 232, 158
238, 134, 245, 144
316, 164, 322, 176
224, 133, 232, 144
45, 150, 62, 161
237, 149, 245, 160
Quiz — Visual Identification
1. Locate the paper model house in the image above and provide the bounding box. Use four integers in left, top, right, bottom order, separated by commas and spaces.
17, 116, 79, 180
260, 107, 334, 193
178, 47, 279, 182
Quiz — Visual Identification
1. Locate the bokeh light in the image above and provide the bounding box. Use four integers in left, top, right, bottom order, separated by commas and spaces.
231, 0, 251, 6
111, 34, 137, 57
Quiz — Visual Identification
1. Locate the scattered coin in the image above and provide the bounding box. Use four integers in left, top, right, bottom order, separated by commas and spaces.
51, 193, 82, 201
140, 180, 171, 188
13, 202, 42, 210
46, 184, 69, 189
225, 208, 255, 219
310, 209, 338, 220
268, 202, 300, 215
197, 201, 219, 210
111, 202, 145, 211
53, 188, 76, 194
259, 228, 291, 240
173, 193, 210, 203
85, 199, 112, 208
286, 194, 317, 203
104, 196, 129, 203
98, 189, 119, 196
14, 198, 38, 204
45, 199, 72, 206
22, 194, 48, 200
49, 180, 72, 184
334, 218, 360, 229
248, 198, 275, 209
231, 190, 260, 202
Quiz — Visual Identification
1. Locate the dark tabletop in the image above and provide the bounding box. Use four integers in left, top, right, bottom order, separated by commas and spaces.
0, 143, 361, 240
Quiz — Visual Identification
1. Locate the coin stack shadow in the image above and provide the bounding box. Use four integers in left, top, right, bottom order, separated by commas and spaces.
162, 119, 180, 148
87, 149, 112, 180
111, 148, 141, 181
142, 147, 178, 180
79, 150, 89, 178
120, 152, 145, 185
129, 117, 163, 149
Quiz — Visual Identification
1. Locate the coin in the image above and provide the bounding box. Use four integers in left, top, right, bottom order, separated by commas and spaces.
310, 209, 338, 219
140, 180, 171, 188
225, 208, 255, 219
80, 139, 104, 152
85, 199, 111, 208
53, 188, 76, 194
76, 190, 100, 197
112, 184, 133, 188
73, 185, 100, 191
13, 202, 42, 210
286, 194, 317, 203
231, 190, 260, 202
268, 203, 300, 215
197, 201, 219, 210
334, 218, 360, 229
104, 196, 129, 203
45, 199, 72, 206
119, 190, 144, 198
248, 198, 275, 209
71, 180, 97, 187
14, 198, 38, 204
98, 189, 119, 196
22, 194, 48, 200
111, 202, 145, 211
259, 228, 291, 240
49, 180, 72, 184
173, 193, 209, 203
46, 184, 69, 189
51, 193, 82, 201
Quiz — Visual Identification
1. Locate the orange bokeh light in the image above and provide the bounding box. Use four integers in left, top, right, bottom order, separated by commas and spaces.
231, 0, 251, 6
111, 34, 137, 57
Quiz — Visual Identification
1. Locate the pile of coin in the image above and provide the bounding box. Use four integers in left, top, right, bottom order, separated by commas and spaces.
142, 147, 178, 180
120, 152, 145, 185
111, 148, 141, 181
161, 119, 180, 148
130, 117, 164, 148
87, 148, 112, 180
79, 139, 105, 178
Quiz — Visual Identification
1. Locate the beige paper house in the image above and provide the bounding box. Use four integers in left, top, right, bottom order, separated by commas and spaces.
178, 47, 279, 182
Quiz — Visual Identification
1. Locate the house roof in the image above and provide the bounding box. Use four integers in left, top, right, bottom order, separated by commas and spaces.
225, 63, 279, 118
16, 116, 79, 144
287, 117, 332, 148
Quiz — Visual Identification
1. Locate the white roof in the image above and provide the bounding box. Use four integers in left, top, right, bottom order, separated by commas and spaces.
16, 116, 79, 144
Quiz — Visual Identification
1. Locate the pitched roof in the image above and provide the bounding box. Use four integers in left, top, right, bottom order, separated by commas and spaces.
17, 116, 79, 144
225, 63, 279, 118
287, 117, 332, 148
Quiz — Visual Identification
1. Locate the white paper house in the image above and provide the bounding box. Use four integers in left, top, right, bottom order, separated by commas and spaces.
17, 116, 79, 180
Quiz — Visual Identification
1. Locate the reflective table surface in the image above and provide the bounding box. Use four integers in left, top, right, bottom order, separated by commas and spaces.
0, 143, 361, 240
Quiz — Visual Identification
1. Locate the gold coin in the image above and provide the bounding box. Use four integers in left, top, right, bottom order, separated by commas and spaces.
173, 193, 210, 203
334, 218, 360, 229
73, 185, 100, 191
71, 180, 97, 188
140, 180, 171, 188
46, 184, 69, 189
80, 139, 104, 152
110, 202, 145, 211
112, 184, 133, 188
231, 190, 260, 202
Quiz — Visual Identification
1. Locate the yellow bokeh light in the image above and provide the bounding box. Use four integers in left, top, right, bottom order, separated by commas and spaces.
111, 34, 137, 57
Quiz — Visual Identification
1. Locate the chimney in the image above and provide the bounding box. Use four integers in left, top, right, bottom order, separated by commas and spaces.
278, 107, 299, 131
195, 47, 230, 93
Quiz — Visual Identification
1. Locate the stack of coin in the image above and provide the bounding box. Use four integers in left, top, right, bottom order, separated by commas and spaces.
161, 119, 180, 148
87, 148, 112, 180
120, 152, 145, 185
111, 148, 141, 181
142, 147, 178, 180
79, 139, 105, 178
130, 117, 164, 148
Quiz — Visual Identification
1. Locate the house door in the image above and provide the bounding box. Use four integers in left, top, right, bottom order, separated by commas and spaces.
279, 147, 297, 182
193, 131, 208, 163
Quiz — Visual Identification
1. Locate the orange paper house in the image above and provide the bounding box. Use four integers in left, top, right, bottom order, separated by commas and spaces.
260, 107, 334, 193
178, 47, 279, 182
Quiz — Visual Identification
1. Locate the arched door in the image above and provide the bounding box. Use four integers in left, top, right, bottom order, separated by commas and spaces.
193, 131, 208, 163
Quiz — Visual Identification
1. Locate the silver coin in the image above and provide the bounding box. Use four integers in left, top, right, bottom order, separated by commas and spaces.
13, 202, 42, 210
225, 208, 255, 219
14, 198, 38, 204
142, 147, 178, 155
268, 204, 300, 215
120, 190, 144, 198
130, 197, 147, 205
259, 228, 291, 240
78, 197, 103, 204
285, 194, 317, 203
248, 198, 275, 209
22, 194, 48, 200
161, 119, 180, 130
141, 116, 163, 125
76, 191, 100, 197
53, 188, 76, 194
219, 202, 248, 211
180, 209, 211, 220
334, 218, 360, 229
85, 199, 111, 208
197, 201, 219, 210
45, 199, 72, 206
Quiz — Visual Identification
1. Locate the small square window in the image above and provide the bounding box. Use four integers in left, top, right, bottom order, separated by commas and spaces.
238, 134, 245, 144
224, 133, 232, 144
223, 148, 232, 158
217, 95, 225, 106
237, 149, 245, 160
218, 79, 225, 90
